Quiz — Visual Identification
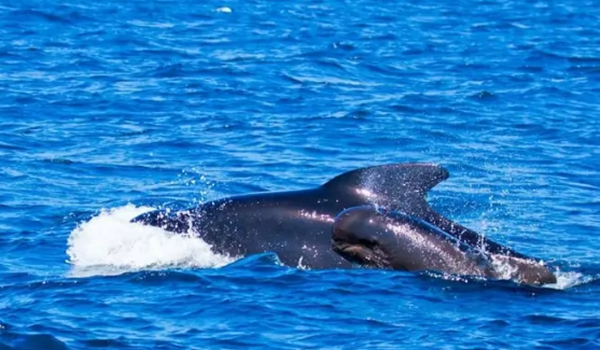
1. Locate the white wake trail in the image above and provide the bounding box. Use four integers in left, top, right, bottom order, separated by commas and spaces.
66, 204, 234, 277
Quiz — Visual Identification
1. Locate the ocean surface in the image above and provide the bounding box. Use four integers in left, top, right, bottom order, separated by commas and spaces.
1, 0, 600, 348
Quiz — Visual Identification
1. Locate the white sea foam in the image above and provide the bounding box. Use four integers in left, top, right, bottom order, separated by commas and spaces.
488, 254, 593, 290
66, 204, 235, 277
543, 269, 596, 290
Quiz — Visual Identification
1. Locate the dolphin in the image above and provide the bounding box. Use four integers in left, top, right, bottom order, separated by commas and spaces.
332, 206, 556, 285
132, 163, 541, 271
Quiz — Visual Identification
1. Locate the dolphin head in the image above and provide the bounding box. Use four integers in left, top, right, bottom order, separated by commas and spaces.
331, 206, 396, 269
330, 206, 460, 271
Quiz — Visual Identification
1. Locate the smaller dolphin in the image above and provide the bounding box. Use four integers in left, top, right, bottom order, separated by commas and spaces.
332, 206, 557, 285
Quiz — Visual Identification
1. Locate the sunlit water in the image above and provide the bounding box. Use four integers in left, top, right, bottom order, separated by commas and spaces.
1, 0, 600, 349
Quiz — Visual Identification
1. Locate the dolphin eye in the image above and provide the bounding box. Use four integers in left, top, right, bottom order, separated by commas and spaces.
358, 238, 378, 249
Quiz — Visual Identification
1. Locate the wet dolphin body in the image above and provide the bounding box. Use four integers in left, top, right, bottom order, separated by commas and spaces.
332, 206, 556, 285
132, 163, 541, 270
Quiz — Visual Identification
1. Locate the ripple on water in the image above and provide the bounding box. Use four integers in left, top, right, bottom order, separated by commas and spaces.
1, 0, 600, 349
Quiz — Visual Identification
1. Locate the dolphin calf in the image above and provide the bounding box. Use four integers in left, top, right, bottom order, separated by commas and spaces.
332, 206, 556, 285
132, 163, 545, 274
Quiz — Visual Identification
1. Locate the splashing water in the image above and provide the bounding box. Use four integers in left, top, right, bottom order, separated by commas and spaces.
66, 204, 235, 277
545, 270, 597, 290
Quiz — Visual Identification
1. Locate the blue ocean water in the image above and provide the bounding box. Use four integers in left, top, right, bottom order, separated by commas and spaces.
1, 0, 600, 348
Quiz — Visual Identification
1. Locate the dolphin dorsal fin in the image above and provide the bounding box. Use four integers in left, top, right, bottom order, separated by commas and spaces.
322, 163, 449, 213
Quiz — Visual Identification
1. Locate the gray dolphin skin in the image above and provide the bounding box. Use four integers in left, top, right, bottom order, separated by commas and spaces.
332, 206, 556, 285
132, 163, 554, 284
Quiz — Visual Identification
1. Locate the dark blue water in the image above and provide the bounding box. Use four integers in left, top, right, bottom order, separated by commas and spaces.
2, 0, 600, 348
